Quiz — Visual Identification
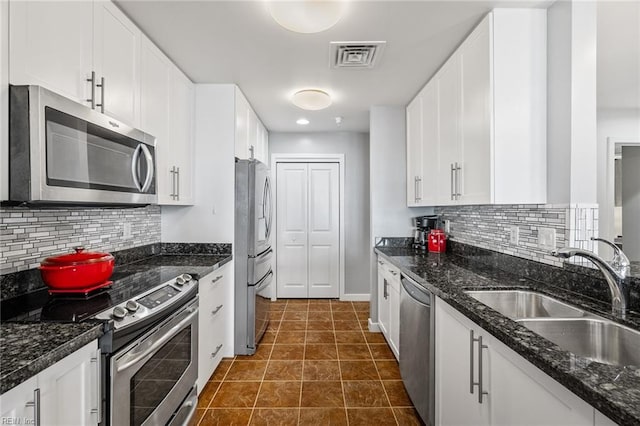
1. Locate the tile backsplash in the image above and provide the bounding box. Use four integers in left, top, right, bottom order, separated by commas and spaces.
435, 204, 599, 268
0, 205, 161, 274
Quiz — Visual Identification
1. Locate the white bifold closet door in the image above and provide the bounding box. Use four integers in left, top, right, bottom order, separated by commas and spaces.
276, 163, 339, 298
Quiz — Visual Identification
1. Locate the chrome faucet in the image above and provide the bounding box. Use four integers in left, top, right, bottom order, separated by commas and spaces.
551, 246, 630, 318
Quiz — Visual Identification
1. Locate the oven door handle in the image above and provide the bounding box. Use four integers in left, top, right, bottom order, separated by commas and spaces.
116, 307, 198, 373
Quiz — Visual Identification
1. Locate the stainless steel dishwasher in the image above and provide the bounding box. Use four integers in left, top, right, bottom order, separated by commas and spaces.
400, 275, 435, 426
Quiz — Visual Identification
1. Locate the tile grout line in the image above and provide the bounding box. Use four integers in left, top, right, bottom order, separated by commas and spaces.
335, 301, 349, 425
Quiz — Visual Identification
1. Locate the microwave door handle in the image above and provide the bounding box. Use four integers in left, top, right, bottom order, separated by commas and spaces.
139, 144, 154, 192
131, 144, 143, 191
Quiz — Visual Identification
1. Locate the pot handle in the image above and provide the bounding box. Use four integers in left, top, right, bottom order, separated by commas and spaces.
75, 246, 85, 253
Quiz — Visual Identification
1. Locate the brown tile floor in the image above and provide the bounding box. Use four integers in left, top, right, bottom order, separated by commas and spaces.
193, 299, 424, 426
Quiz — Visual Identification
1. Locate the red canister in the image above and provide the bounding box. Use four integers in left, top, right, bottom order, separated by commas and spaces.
428, 229, 447, 253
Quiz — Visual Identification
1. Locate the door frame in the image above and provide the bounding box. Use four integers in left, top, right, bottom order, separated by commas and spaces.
271, 153, 346, 301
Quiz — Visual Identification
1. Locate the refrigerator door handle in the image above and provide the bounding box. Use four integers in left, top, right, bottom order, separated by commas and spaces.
253, 270, 274, 291
264, 176, 273, 242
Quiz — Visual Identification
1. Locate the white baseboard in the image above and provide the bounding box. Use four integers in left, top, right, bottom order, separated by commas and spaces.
368, 318, 380, 332
340, 293, 370, 302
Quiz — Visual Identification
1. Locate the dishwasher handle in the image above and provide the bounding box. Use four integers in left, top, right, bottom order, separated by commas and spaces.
401, 277, 431, 307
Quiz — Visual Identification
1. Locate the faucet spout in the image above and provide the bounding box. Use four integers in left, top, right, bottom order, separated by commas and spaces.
551, 247, 629, 318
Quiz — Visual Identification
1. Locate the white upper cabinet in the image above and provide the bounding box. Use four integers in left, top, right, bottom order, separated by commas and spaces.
93, 1, 141, 126
407, 9, 547, 206
406, 93, 423, 206
235, 87, 269, 164
168, 68, 195, 205
9, 1, 94, 105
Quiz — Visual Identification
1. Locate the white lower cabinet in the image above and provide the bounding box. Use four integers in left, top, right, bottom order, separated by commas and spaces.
376, 256, 400, 360
197, 261, 233, 393
436, 298, 600, 426
0, 340, 100, 426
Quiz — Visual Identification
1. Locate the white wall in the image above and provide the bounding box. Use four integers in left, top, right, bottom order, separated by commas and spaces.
597, 108, 640, 244
1, 0, 8, 201
547, 1, 598, 205
269, 132, 370, 296
622, 146, 640, 261
369, 106, 433, 321
161, 85, 236, 243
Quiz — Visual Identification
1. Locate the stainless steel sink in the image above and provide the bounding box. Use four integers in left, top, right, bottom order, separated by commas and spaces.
517, 318, 640, 367
465, 290, 586, 320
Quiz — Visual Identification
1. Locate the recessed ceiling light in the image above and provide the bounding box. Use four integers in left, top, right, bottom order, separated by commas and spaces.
296, 118, 310, 125
292, 89, 332, 110
268, 1, 347, 34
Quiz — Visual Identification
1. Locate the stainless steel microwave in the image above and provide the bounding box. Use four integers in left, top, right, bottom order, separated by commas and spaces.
9, 85, 157, 205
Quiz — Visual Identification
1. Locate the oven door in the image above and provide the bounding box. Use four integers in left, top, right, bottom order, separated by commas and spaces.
111, 299, 198, 426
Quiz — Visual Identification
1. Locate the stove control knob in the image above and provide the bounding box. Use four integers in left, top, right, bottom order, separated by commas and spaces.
125, 300, 139, 313
182, 274, 193, 282
112, 306, 127, 320
175, 276, 186, 286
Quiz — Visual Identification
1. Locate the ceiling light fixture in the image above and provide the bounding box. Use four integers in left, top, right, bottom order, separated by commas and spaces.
292, 89, 332, 110
268, 0, 347, 34
296, 118, 310, 125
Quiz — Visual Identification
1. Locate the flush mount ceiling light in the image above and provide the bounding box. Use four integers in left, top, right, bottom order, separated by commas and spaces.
268, 1, 347, 34
296, 118, 310, 125
292, 89, 332, 110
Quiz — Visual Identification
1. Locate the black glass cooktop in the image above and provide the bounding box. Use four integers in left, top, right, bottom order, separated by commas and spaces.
1, 268, 201, 323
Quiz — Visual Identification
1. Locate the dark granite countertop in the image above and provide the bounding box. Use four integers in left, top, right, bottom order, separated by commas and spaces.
375, 247, 640, 426
0, 322, 104, 394
0, 251, 232, 394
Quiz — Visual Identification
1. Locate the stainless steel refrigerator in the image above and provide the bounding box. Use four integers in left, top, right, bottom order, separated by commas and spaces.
234, 158, 273, 355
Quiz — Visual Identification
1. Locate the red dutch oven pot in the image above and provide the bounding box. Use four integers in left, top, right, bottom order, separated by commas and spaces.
39, 246, 114, 293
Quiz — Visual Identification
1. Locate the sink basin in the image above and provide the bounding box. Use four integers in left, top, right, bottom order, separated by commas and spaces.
465, 290, 586, 320
517, 318, 640, 367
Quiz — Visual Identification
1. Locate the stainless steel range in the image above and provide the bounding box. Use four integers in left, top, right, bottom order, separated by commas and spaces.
1, 271, 200, 426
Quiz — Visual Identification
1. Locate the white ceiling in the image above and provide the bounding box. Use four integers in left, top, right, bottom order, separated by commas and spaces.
596, 1, 640, 110
116, 0, 550, 132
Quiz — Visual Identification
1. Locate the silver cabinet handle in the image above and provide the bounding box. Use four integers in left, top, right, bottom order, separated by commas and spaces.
90, 349, 102, 422
170, 166, 177, 200
87, 71, 96, 109
451, 164, 455, 200
390, 270, 398, 276
471, 331, 489, 403
249, 145, 255, 159
211, 275, 223, 284
176, 167, 180, 201
96, 77, 105, 113
212, 304, 223, 316
383, 278, 389, 299
416, 176, 422, 202
377, 260, 384, 266
139, 144, 154, 192
25, 388, 41, 426
211, 344, 223, 358
455, 163, 462, 199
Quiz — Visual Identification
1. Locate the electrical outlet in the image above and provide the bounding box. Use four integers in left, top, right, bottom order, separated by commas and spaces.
123, 223, 132, 238
538, 227, 556, 250
509, 226, 519, 245
444, 220, 451, 233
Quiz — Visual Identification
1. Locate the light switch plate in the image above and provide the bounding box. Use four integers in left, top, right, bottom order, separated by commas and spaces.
444, 220, 451, 233
538, 227, 556, 250
510, 226, 519, 245
123, 223, 132, 238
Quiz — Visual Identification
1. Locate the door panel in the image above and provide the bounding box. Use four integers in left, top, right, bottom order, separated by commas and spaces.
276, 164, 309, 298
276, 163, 339, 298
308, 164, 339, 298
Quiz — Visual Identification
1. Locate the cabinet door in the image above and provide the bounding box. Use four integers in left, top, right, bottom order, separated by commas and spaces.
406, 94, 423, 206
235, 89, 250, 159
247, 108, 258, 160
93, 1, 141, 126
169, 68, 195, 205
388, 278, 400, 360
459, 16, 492, 205
0, 376, 37, 425
421, 81, 439, 206
140, 37, 172, 204
377, 260, 390, 337
9, 1, 93, 105
435, 299, 490, 426
38, 341, 100, 426
435, 56, 462, 205
489, 334, 594, 426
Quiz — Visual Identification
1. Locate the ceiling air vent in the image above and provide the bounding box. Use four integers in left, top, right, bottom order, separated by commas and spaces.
330, 41, 386, 69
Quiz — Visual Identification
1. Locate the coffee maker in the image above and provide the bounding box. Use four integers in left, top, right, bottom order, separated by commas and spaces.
413, 215, 439, 250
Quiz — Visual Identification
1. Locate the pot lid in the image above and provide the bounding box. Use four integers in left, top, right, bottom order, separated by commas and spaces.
41, 247, 114, 266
